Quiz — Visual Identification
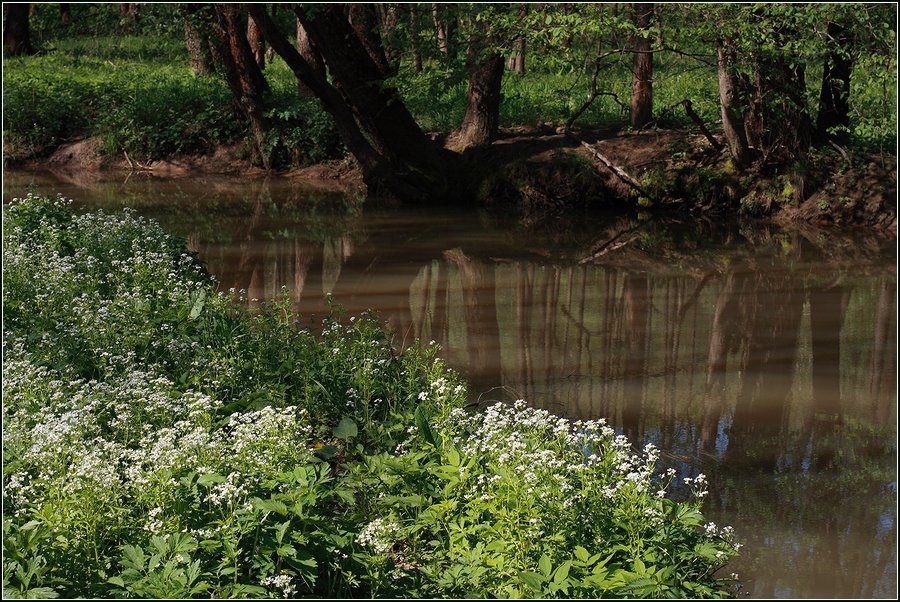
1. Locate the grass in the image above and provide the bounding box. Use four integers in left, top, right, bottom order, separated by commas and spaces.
3, 26, 894, 164
2, 194, 742, 598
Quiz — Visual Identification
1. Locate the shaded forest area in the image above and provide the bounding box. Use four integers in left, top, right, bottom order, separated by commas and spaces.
3, 3, 897, 226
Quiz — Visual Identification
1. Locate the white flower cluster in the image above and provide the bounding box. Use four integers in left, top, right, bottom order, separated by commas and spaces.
261, 574, 297, 598
357, 518, 400, 555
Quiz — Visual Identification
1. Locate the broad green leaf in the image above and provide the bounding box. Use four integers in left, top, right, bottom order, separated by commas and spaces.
518, 570, 545, 590
539, 554, 552, 577
574, 546, 590, 562
333, 417, 358, 440
553, 560, 572, 584
188, 289, 206, 320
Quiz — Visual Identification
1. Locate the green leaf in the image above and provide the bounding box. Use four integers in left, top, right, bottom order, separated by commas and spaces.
518, 570, 545, 590
414, 405, 437, 446
445, 445, 461, 467
574, 546, 590, 562
553, 560, 572, 584
107, 577, 125, 587
188, 289, 206, 320
539, 554, 552, 578
333, 417, 358, 440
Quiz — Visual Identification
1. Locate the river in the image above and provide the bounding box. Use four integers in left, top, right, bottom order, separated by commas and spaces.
4, 169, 897, 598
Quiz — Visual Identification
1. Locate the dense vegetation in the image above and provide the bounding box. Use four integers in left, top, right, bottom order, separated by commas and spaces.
3, 3, 895, 180
2, 194, 741, 598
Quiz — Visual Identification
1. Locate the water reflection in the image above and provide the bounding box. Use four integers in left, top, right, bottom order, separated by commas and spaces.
3, 170, 897, 598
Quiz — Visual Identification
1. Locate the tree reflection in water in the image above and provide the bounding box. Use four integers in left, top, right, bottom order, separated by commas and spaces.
3, 171, 895, 598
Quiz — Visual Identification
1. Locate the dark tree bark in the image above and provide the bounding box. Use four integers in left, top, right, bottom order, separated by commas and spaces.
348, 4, 394, 77
4, 4, 33, 57
295, 19, 322, 97
247, 12, 266, 70
456, 53, 505, 149
816, 20, 853, 146
630, 3, 653, 129
250, 4, 457, 202
377, 3, 401, 72
716, 40, 752, 168
181, 5, 215, 76
209, 5, 272, 169
59, 3, 70, 25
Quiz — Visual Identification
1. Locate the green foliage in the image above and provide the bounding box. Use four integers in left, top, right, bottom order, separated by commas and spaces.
3, 195, 741, 597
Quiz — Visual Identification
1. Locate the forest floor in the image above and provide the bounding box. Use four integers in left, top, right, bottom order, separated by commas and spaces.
15, 127, 897, 236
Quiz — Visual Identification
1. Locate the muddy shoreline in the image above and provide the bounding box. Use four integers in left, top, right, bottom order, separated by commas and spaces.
6, 127, 897, 237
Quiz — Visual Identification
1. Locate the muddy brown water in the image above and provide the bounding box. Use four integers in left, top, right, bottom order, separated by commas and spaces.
5, 170, 897, 598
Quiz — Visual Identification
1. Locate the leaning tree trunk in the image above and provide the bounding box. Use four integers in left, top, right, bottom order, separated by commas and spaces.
630, 3, 654, 129
250, 4, 457, 202
295, 19, 322, 97
377, 3, 401, 73
4, 4, 33, 57
348, 4, 394, 77
816, 21, 853, 147
246, 12, 266, 70
456, 53, 505, 149
210, 5, 272, 169
716, 40, 752, 168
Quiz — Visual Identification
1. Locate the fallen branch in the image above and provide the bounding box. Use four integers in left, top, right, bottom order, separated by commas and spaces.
828, 139, 852, 166
680, 99, 723, 152
568, 133, 647, 196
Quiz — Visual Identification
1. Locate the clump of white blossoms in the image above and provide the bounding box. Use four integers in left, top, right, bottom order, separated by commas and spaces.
261, 574, 297, 598
357, 518, 401, 556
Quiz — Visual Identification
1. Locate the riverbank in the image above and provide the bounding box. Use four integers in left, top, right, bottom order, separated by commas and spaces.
8, 126, 897, 236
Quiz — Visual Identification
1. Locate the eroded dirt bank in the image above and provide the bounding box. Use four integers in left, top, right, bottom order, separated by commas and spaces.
7, 127, 896, 236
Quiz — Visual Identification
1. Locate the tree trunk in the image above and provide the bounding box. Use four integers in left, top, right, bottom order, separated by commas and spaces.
4, 4, 33, 57
251, 4, 457, 202
210, 5, 272, 169
630, 3, 653, 129
377, 3, 401, 73
816, 21, 853, 146
59, 3, 70, 25
348, 4, 393, 77
716, 40, 752, 168
181, 5, 215, 76
456, 53, 505, 149
247, 12, 265, 71
432, 3, 449, 57
508, 36, 525, 73
295, 20, 322, 97
408, 5, 423, 72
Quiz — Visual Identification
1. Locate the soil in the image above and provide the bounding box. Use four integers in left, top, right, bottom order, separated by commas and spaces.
11, 128, 896, 236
